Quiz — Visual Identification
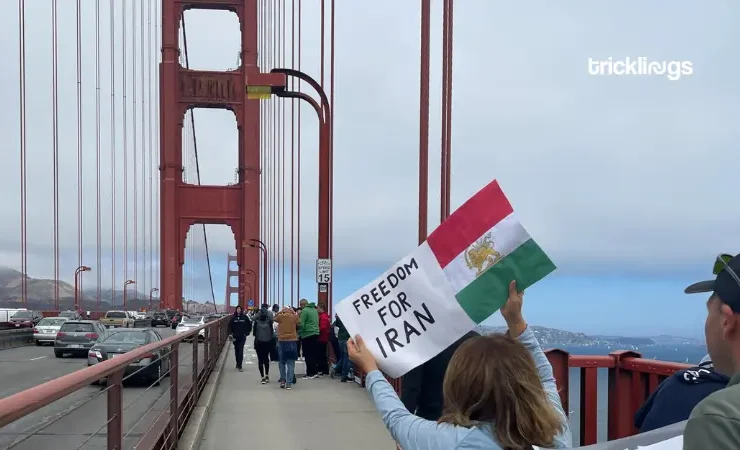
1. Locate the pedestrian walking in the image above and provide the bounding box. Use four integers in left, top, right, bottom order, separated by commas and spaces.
228, 306, 252, 372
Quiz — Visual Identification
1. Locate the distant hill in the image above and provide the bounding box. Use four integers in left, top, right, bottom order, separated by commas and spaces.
0, 266, 150, 311
475, 324, 704, 349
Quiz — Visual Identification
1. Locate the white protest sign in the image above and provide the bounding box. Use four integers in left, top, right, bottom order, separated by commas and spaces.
334, 243, 476, 378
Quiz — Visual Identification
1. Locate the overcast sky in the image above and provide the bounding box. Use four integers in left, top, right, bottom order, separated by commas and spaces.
0, 1, 737, 316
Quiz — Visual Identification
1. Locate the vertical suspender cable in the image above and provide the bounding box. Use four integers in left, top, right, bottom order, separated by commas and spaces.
141, 0, 147, 294
272, 0, 278, 306
123, 0, 129, 295
76, 0, 84, 296
148, 0, 154, 298
271, 0, 276, 306
329, 0, 335, 307
444, 1, 454, 220
290, 0, 295, 307
155, 0, 161, 302
133, 0, 138, 293
18, 0, 28, 305
270, 0, 276, 306
320, 0, 325, 87
259, 0, 263, 306
296, 0, 302, 302
418, 0, 430, 244
110, 0, 117, 306
440, 0, 449, 222
52, 0, 60, 309
280, 0, 284, 307
95, 0, 102, 305
74, 4, 83, 299
181, 13, 217, 306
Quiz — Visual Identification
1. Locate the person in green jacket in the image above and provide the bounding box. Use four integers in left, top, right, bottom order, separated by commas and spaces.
298, 299, 321, 378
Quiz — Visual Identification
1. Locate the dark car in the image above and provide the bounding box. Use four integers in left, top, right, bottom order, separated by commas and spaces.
9, 310, 43, 328
54, 320, 106, 357
87, 329, 171, 385
150, 312, 169, 327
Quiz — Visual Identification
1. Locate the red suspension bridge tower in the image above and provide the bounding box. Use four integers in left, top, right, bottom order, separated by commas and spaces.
159, 0, 280, 311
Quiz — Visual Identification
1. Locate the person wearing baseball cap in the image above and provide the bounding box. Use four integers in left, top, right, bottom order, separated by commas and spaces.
683, 253, 740, 449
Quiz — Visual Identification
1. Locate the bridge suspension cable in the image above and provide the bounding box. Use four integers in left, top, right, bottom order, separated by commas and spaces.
180, 12, 217, 310
11, 1, 161, 312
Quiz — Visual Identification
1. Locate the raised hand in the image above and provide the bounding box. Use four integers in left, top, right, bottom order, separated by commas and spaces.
348, 334, 378, 373
500, 280, 527, 338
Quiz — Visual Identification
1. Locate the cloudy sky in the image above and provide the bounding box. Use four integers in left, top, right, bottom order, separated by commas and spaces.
0, 1, 737, 337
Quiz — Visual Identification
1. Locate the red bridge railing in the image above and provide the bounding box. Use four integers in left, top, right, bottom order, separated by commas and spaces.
350, 349, 691, 447
0, 317, 230, 450
2, 338, 691, 448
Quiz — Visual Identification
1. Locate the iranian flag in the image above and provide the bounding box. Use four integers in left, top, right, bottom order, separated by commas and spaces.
334, 179, 555, 378
425, 179, 556, 324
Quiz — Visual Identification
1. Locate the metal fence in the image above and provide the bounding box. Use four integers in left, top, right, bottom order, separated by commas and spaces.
0, 316, 230, 450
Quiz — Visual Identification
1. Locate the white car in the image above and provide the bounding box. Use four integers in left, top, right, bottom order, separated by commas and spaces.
175, 316, 205, 341
33, 317, 70, 345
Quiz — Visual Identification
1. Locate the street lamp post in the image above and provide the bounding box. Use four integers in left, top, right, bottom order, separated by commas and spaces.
149, 288, 159, 312
248, 239, 268, 308
122, 280, 136, 311
244, 268, 257, 307
73, 266, 91, 312
243, 281, 252, 309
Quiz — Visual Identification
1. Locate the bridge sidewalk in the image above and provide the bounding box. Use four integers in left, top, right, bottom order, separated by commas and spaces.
197, 345, 396, 450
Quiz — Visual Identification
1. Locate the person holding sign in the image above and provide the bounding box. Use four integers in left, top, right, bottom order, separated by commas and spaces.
348, 281, 571, 450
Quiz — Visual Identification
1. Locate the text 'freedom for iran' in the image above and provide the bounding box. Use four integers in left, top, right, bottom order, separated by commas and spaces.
350, 257, 437, 358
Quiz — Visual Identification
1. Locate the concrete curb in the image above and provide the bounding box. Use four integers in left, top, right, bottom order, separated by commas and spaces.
178, 340, 231, 450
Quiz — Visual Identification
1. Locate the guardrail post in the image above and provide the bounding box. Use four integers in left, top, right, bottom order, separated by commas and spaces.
169, 342, 179, 447
106, 369, 124, 450
544, 349, 570, 416
192, 332, 199, 394
203, 327, 210, 368
607, 350, 641, 440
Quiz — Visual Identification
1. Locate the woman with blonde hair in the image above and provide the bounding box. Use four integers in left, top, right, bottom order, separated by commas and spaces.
348, 281, 572, 449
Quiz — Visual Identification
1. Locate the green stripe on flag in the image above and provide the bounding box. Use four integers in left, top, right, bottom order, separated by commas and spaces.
455, 239, 556, 324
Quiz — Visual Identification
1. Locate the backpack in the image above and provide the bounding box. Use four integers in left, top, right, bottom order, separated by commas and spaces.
254, 320, 273, 342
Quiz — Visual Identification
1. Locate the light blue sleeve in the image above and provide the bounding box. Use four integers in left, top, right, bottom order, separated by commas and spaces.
364, 370, 465, 450
516, 327, 573, 448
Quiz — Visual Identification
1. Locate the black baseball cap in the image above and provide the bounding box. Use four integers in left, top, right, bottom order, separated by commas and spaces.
685, 253, 740, 313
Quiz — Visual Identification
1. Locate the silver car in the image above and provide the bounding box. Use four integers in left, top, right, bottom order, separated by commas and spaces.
54, 320, 107, 357
33, 317, 70, 345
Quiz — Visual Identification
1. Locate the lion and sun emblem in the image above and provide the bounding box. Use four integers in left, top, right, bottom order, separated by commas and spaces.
464, 232, 501, 276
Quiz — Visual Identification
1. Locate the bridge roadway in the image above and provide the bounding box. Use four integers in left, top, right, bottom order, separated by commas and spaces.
0, 328, 204, 450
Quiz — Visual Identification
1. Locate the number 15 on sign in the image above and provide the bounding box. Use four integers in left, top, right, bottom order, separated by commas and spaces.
316, 259, 332, 284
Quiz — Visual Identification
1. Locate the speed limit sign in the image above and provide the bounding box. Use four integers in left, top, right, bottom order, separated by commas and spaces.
316, 259, 332, 284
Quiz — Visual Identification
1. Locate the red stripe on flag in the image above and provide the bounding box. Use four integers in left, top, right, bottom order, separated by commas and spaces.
426, 180, 514, 268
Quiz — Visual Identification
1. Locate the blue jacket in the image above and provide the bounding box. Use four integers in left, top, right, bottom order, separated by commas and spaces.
634, 362, 729, 433
364, 327, 572, 449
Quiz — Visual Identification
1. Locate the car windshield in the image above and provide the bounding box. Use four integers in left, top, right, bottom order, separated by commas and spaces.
106, 312, 126, 318
38, 318, 67, 326
153, 313, 165, 318
60, 323, 94, 333
182, 317, 202, 324
99, 331, 148, 345
11, 311, 31, 318
59, 311, 77, 317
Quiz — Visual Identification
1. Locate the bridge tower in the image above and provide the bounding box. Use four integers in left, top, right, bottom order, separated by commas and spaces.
159, 0, 261, 311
